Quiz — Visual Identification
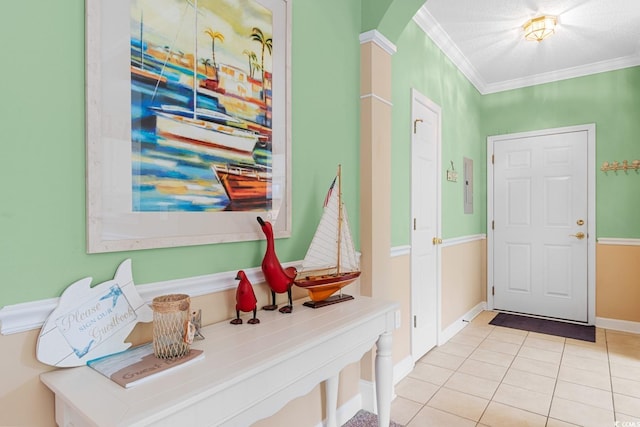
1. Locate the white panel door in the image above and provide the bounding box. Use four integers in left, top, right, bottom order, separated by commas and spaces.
411, 90, 440, 360
493, 130, 588, 322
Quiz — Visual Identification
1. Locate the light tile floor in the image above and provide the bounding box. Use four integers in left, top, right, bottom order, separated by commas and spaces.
391, 311, 640, 427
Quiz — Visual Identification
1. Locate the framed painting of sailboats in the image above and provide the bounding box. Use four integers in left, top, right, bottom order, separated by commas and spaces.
85, 0, 291, 253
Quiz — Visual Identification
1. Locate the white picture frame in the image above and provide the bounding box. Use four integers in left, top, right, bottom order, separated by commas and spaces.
86, 0, 291, 253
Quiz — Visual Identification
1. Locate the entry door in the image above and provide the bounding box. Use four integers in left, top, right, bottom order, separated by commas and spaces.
410, 89, 440, 360
492, 130, 589, 322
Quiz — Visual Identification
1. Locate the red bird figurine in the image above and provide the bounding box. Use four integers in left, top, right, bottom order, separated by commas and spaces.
230, 270, 259, 325
257, 216, 297, 313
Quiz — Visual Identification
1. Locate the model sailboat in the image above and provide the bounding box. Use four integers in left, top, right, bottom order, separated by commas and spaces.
295, 165, 361, 308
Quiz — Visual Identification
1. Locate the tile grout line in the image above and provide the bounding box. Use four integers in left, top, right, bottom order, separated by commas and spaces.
605, 328, 618, 421
473, 325, 527, 426
396, 314, 634, 426
544, 336, 566, 426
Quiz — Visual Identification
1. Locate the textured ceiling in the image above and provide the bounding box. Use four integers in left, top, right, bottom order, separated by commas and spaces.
414, 0, 640, 94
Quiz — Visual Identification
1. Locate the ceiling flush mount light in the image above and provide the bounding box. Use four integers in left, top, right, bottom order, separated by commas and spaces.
523, 15, 557, 42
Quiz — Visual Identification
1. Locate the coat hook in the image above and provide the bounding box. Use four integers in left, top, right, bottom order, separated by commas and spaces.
413, 119, 423, 134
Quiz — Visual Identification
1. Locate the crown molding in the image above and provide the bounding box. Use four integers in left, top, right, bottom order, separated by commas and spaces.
413, 5, 640, 95
484, 56, 640, 94
413, 7, 486, 93
359, 30, 397, 56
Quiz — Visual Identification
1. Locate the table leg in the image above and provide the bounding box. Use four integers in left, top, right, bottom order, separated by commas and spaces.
375, 331, 393, 427
325, 374, 339, 427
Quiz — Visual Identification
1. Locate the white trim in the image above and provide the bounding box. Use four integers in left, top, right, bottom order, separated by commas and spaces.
441, 234, 486, 247
391, 236, 487, 256
413, 8, 485, 93
0, 261, 300, 335
597, 238, 640, 246
359, 30, 397, 56
0, 298, 59, 335
413, 6, 640, 95
483, 56, 640, 95
596, 317, 640, 335
487, 124, 597, 325
393, 355, 415, 385
314, 393, 362, 427
359, 379, 376, 414
360, 92, 393, 107
359, 356, 414, 415
390, 245, 410, 257
438, 302, 487, 345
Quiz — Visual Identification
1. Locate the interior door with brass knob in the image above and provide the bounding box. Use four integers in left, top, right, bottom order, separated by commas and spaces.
492, 129, 589, 322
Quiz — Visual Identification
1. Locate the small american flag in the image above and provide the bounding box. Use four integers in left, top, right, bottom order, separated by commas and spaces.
324, 176, 337, 207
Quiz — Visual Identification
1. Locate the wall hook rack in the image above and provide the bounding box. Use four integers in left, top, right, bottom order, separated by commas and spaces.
600, 159, 640, 174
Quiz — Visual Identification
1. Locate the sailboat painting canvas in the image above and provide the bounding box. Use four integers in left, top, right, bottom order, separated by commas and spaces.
130, 0, 274, 212
86, 0, 291, 252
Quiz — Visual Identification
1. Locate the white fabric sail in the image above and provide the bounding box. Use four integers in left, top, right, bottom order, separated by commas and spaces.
300, 175, 359, 273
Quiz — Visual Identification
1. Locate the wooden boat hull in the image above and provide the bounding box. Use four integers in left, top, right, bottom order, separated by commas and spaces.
212, 163, 272, 210
294, 271, 361, 302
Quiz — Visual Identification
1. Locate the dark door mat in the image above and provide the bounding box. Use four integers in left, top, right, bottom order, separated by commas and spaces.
489, 312, 595, 342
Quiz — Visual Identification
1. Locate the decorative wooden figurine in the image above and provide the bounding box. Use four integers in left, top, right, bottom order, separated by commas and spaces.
257, 216, 297, 313
191, 309, 205, 339
230, 270, 259, 325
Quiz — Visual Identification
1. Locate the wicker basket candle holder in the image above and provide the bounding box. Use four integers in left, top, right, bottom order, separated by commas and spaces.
151, 294, 193, 359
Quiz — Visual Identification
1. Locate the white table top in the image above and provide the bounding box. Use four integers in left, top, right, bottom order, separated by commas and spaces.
41, 295, 398, 427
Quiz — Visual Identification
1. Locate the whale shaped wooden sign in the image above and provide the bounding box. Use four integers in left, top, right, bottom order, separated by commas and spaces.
37, 259, 153, 367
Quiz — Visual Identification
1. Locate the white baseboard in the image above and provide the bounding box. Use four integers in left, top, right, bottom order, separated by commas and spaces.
314, 393, 362, 427
360, 379, 376, 414
358, 355, 414, 416
439, 301, 487, 345
393, 355, 415, 385
596, 317, 640, 334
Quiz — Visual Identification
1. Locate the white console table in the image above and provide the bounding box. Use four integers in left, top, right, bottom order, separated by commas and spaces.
41, 296, 398, 427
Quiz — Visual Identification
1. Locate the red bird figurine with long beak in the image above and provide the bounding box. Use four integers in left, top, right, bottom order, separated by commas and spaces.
230, 270, 259, 325
257, 216, 297, 313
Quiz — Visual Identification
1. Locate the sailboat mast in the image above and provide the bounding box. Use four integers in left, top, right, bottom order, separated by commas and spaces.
192, 0, 198, 120
336, 164, 342, 274
140, 11, 144, 71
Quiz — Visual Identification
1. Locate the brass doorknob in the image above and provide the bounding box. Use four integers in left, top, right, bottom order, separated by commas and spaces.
569, 232, 585, 240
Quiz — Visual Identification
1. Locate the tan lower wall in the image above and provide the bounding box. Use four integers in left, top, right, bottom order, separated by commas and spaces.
596, 243, 640, 322
0, 286, 359, 427
5, 240, 637, 425
440, 239, 487, 330
390, 253, 411, 365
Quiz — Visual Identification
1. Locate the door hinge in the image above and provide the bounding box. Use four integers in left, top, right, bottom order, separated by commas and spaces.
413, 315, 417, 328
492, 220, 494, 230
492, 154, 494, 164
492, 286, 495, 296
413, 218, 416, 230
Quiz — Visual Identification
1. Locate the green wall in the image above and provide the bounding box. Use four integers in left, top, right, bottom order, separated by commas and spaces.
390, 19, 640, 247
391, 21, 486, 246
0, 0, 362, 306
481, 67, 640, 238
2, 1, 638, 307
